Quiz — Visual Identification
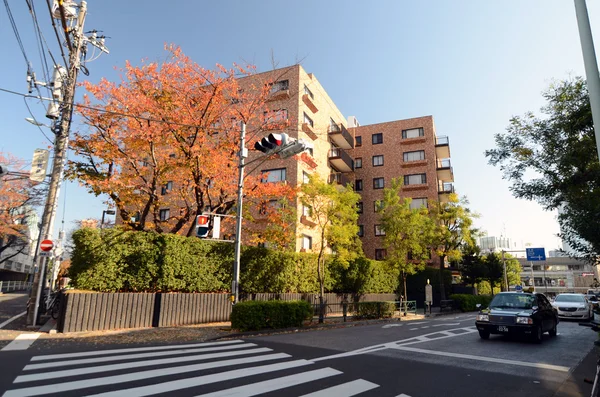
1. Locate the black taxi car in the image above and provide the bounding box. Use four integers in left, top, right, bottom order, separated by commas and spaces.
475, 292, 558, 343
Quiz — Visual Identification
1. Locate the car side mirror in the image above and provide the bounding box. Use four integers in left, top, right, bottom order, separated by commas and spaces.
532, 306, 539, 311
476, 303, 481, 309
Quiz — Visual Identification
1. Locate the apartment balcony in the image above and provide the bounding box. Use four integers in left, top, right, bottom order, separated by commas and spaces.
267, 88, 290, 102
302, 94, 319, 113
435, 135, 450, 158
436, 158, 454, 182
329, 147, 354, 173
438, 181, 454, 202
328, 123, 354, 150
328, 172, 352, 187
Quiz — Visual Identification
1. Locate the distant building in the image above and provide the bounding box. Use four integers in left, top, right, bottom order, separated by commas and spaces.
517, 256, 599, 296
0, 206, 39, 279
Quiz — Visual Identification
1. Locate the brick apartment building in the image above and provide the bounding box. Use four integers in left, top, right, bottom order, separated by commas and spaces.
241, 65, 454, 259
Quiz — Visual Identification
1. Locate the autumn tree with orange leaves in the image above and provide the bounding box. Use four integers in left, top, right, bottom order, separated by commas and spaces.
68, 46, 297, 241
0, 152, 42, 264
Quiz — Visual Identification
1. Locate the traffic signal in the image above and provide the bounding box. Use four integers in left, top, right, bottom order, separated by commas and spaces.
254, 133, 289, 154
196, 214, 210, 238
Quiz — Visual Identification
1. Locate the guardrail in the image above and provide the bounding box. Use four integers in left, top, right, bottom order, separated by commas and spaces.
0, 281, 31, 293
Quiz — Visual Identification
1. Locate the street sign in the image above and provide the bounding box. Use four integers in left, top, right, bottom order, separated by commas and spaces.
515, 285, 523, 292
40, 239, 54, 252
526, 247, 546, 261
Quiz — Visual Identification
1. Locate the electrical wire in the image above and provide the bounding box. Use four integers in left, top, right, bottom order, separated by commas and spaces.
4, 0, 30, 66
23, 97, 54, 144
45, 0, 68, 67
26, 0, 52, 92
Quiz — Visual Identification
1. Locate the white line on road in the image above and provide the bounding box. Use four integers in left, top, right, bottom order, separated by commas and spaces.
408, 322, 428, 325
299, 379, 379, 397
30, 339, 244, 361
409, 328, 419, 331
0, 311, 26, 329
393, 345, 570, 372
25, 343, 259, 370
194, 368, 342, 397
432, 323, 460, 327
395, 394, 412, 397
15, 347, 274, 382
1, 333, 40, 351
382, 324, 403, 329
420, 326, 430, 329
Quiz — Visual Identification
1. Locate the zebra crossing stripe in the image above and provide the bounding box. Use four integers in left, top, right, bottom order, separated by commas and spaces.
299, 379, 379, 396
193, 368, 342, 397
1, 334, 41, 352
86, 359, 314, 397
3, 353, 294, 397
29, 339, 244, 361
15, 347, 274, 383
24, 343, 259, 371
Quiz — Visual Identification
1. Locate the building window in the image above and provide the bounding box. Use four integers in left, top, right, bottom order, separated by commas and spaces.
355, 179, 363, 191
372, 133, 383, 144
159, 209, 170, 221
373, 177, 384, 189
161, 181, 173, 195
270, 79, 289, 93
372, 155, 384, 167
357, 202, 363, 214
355, 136, 362, 147
375, 225, 386, 236
410, 198, 428, 209
402, 128, 424, 139
374, 201, 384, 212
355, 157, 362, 168
264, 109, 288, 123
303, 171, 310, 184
303, 112, 314, 128
404, 174, 427, 185
403, 150, 425, 162
304, 84, 314, 99
358, 225, 364, 237
261, 168, 287, 183
302, 235, 313, 250
302, 205, 312, 217
375, 249, 387, 260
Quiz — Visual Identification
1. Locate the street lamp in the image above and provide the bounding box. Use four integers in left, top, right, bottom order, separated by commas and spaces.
101, 209, 115, 229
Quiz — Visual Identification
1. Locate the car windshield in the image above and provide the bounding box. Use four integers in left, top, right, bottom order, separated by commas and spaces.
489, 294, 535, 309
555, 295, 585, 303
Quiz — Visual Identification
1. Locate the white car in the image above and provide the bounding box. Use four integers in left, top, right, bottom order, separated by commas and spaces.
552, 293, 592, 320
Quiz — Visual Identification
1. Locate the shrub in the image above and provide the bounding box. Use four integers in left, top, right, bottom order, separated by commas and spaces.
450, 294, 493, 312
354, 301, 396, 319
230, 300, 313, 332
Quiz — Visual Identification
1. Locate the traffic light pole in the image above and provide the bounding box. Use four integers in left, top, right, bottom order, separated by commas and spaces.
27, 2, 87, 327
232, 122, 246, 304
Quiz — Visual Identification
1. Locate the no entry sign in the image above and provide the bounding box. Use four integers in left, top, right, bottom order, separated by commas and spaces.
40, 239, 54, 252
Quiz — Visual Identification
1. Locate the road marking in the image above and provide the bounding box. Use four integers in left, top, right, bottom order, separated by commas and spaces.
5, 354, 300, 397
0, 311, 26, 329
409, 328, 419, 331
300, 379, 379, 396
85, 360, 314, 397
15, 347, 274, 382
408, 322, 428, 325
420, 326, 430, 329
382, 324, 403, 328
194, 368, 342, 397
25, 343, 258, 370
30, 339, 244, 361
395, 394, 412, 397
1, 333, 40, 351
432, 323, 460, 327
392, 345, 570, 372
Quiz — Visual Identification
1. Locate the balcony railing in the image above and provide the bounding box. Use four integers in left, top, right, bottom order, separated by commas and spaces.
328, 123, 354, 149
435, 136, 449, 146
436, 159, 451, 169
329, 147, 354, 172
438, 181, 454, 194
435, 136, 450, 158
328, 172, 352, 187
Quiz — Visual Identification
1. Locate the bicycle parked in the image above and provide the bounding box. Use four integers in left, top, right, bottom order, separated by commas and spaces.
42, 288, 64, 320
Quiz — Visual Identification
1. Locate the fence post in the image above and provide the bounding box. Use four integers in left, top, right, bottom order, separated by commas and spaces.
342, 302, 347, 322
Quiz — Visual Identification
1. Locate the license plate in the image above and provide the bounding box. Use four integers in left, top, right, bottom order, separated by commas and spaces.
563, 312, 572, 316
497, 326, 509, 333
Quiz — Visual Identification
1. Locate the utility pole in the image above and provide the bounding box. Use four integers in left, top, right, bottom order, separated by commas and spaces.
232, 122, 246, 304
27, 1, 87, 326
574, 0, 600, 162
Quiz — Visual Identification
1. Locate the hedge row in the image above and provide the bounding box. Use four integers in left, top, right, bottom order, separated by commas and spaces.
449, 294, 493, 312
69, 228, 399, 294
230, 300, 313, 331
355, 301, 396, 319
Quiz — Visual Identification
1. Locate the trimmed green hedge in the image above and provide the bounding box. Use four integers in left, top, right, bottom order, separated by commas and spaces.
230, 300, 313, 332
449, 294, 493, 312
355, 301, 396, 319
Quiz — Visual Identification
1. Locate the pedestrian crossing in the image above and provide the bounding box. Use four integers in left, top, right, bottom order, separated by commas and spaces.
1, 339, 410, 397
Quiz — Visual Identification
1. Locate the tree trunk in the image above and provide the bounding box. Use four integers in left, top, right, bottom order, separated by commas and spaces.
317, 256, 325, 324
490, 279, 495, 297
403, 273, 408, 316
439, 254, 446, 301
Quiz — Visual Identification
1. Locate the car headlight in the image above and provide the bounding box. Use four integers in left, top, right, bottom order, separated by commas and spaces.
578, 306, 588, 311
476, 314, 489, 322
516, 317, 533, 324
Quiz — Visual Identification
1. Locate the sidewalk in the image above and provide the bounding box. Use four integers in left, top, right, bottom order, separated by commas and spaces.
553, 346, 596, 396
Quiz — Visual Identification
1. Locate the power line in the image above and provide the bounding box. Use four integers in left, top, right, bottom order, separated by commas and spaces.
26, 0, 51, 89
45, 0, 68, 66
3, 0, 30, 66
27, 0, 59, 69
22, 97, 54, 145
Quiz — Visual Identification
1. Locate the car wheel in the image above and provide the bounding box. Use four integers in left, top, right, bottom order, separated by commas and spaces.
478, 330, 490, 340
532, 325, 543, 343
549, 319, 557, 337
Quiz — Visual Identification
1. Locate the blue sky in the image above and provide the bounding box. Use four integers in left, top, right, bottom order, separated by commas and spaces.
1, 0, 599, 251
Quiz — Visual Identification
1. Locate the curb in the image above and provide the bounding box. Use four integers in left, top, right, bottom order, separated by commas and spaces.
39, 318, 57, 334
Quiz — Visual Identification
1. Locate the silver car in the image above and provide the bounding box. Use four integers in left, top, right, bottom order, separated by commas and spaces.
551, 293, 592, 320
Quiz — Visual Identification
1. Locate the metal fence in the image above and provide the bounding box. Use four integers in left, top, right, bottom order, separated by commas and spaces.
311, 300, 418, 321
0, 281, 31, 293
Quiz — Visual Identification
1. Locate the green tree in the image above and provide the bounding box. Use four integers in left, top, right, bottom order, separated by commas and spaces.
485, 78, 600, 262
429, 194, 477, 300
484, 252, 504, 296
299, 174, 362, 322
459, 245, 486, 287
377, 178, 433, 306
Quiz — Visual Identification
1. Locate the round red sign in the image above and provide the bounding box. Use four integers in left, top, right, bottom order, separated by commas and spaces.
40, 239, 54, 252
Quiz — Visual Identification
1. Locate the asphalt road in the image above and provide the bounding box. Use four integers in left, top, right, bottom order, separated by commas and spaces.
0, 293, 28, 332
0, 313, 596, 396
